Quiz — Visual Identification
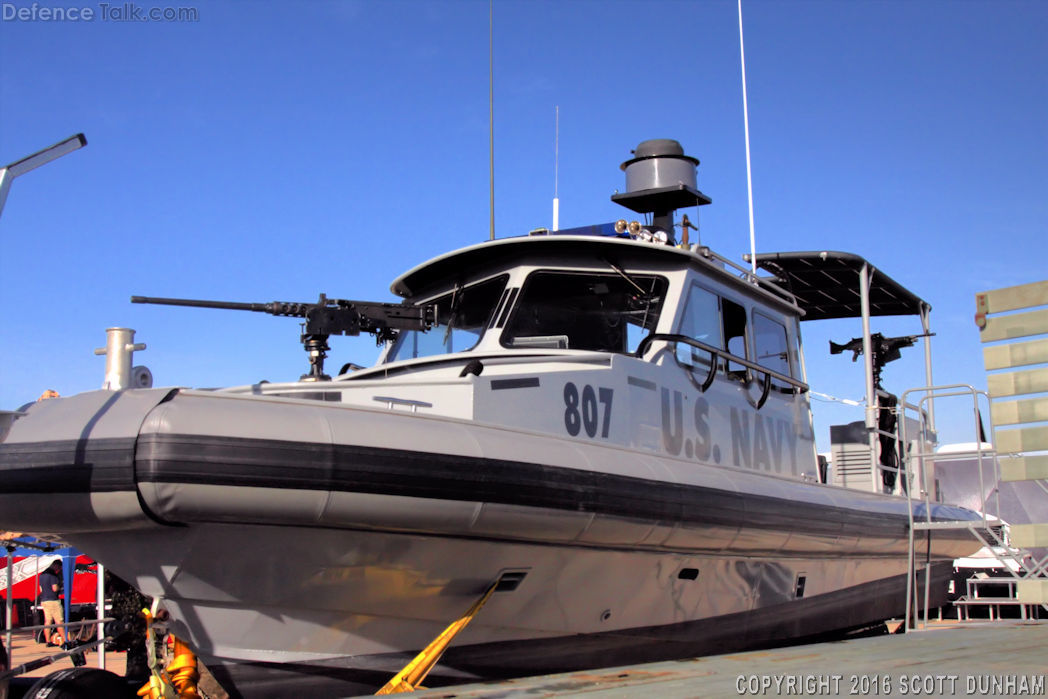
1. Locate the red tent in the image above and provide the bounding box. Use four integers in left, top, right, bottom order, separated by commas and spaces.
1, 554, 98, 625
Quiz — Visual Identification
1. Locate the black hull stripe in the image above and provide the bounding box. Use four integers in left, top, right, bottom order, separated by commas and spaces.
0, 433, 978, 540
0, 437, 136, 493
133, 433, 973, 540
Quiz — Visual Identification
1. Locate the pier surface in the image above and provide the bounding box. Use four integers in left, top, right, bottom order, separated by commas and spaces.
406, 622, 1048, 698
2, 629, 126, 679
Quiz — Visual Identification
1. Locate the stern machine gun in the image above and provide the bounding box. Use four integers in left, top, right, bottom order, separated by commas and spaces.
829, 332, 932, 491
131, 294, 437, 381
829, 332, 929, 391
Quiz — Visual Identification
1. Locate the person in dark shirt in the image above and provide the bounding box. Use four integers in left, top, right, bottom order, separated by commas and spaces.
38, 560, 64, 645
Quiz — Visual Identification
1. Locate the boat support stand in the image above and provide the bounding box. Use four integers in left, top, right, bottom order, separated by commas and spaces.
376, 571, 526, 695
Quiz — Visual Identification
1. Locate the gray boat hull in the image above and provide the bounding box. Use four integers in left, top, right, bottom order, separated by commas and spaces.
0, 389, 978, 697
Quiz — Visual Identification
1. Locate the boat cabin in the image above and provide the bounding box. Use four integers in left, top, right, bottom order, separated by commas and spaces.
242, 140, 934, 497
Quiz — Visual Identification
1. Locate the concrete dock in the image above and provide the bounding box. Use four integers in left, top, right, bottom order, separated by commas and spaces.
1, 628, 126, 680
406, 622, 1048, 698
6, 621, 1045, 697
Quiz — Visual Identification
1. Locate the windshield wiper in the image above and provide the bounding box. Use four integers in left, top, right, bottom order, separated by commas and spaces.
602, 258, 646, 295
441, 283, 463, 345
601, 258, 660, 332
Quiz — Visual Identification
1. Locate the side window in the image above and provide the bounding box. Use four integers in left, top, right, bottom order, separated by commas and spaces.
722, 298, 748, 375
753, 312, 792, 381
677, 285, 722, 369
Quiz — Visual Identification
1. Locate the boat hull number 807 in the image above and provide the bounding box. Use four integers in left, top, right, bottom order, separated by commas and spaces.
563, 382, 613, 439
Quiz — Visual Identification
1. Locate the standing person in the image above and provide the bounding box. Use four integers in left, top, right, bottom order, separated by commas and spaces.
38, 560, 64, 646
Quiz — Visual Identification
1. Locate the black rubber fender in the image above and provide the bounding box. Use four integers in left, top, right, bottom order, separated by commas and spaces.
24, 668, 137, 699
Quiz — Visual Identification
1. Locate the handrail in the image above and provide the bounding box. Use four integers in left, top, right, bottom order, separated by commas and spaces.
635, 333, 810, 403
15, 618, 114, 633
899, 383, 997, 631
0, 637, 109, 681
700, 247, 802, 309
1, 617, 114, 680
678, 342, 719, 394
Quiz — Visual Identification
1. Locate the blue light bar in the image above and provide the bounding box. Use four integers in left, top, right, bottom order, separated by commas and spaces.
549, 222, 625, 238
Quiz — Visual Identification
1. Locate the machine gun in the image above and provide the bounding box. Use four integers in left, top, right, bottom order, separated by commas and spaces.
830, 332, 932, 492
131, 294, 437, 381
829, 332, 928, 389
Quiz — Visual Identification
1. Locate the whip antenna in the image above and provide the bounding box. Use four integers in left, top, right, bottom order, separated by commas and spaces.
489, 0, 495, 240
553, 105, 559, 231
738, 0, 757, 276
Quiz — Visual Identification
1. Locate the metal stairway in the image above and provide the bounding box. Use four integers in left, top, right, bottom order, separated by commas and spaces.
903, 279, 1048, 629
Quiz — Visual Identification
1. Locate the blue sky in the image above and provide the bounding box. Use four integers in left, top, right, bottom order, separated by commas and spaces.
1, 0, 1045, 451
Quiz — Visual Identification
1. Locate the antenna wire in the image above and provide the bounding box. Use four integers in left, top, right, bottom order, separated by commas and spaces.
489, 0, 495, 240
553, 105, 559, 231
738, 0, 757, 276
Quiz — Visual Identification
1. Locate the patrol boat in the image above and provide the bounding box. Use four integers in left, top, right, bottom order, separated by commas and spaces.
0, 140, 980, 697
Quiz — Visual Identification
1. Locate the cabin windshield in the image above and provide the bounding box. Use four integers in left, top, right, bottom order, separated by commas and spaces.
501, 271, 668, 353
387, 275, 508, 362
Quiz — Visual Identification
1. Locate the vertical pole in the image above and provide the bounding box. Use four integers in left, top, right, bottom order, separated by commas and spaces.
919, 305, 935, 508
860, 263, 878, 493
923, 558, 932, 628
62, 552, 72, 646
4, 548, 12, 670
920, 305, 935, 432
33, 557, 39, 638
0, 168, 13, 223
96, 563, 106, 670
904, 486, 916, 630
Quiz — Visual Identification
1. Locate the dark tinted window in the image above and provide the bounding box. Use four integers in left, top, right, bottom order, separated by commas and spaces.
502, 271, 667, 353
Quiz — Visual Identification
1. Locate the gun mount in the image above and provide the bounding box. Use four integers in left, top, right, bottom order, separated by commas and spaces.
131, 294, 437, 381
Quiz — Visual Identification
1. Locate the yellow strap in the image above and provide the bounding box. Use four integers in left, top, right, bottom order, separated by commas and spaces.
376, 581, 499, 694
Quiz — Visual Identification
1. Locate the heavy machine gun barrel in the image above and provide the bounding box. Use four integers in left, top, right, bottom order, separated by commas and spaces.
131, 294, 436, 337
131, 296, 283, 313
131, 293, 437, 381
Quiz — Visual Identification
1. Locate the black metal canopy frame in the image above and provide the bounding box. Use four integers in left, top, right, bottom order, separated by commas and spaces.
754, 250, 936, 496
753, 251, 930, 321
